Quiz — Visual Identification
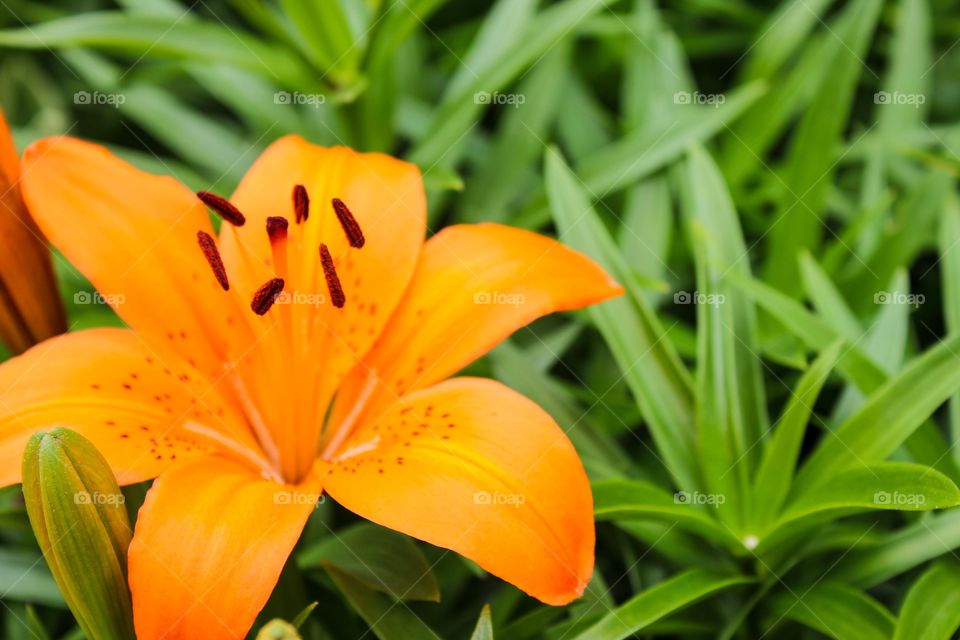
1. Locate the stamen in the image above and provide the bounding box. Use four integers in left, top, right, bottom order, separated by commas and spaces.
251, 278, 285, 316
331, 198, 365, 248
319, 244, 345, 308
293, 184, 310, 224
266, 216, 289, 280
266, 216, 289, 243
197, 191, 246, 226
196, 231, 229, 291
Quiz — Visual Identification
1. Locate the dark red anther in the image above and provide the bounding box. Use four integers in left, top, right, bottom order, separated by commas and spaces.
266, 216, 289, 243
319, 244, 345, 308
251, 278, 285, 316
196, 231, 229, 291
331, 198, 365, 248
293, 184, 309, 224
197, 191, 246, 226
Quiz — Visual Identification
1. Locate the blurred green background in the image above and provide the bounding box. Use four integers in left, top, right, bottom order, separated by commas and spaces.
4, 0, 960, 638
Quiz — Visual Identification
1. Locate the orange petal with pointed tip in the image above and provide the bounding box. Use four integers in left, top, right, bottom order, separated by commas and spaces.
327, 223, 622, 448
223, 136, 424, 393
128, 457, 324, 640
19, 137, 271, 395
0, 108, 65, 353
0, 328, 261, 487
326, 377, 594, 605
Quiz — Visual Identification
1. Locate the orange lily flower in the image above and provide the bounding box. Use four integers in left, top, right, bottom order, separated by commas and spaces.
0, 109, 65, 353
0, 134, 622, 639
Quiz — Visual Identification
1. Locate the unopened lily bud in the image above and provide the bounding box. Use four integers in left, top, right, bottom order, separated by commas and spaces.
256, 619, 302, 640
21, 428, 135, 640
0, 107, 66, 354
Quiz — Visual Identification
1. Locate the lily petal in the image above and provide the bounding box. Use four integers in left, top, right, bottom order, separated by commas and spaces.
223, 136, 425, 392
327, 223, 622, 447
0, 329, 258, 487
326, 377, 594, 605
128, 457, 324, 640
20, 137, 266, 386
0, 110, 65, 352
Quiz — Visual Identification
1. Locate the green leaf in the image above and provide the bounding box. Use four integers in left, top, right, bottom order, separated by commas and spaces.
409, 0, 613, 167
739, 0, 836, 81
798, 252, 862, 341
766, 582, 894, 640
572, 569, 751, 640
298, 523, 439, 602
941, 194, 960, 468
752, 340, 843, 528
545, 147, 698, 490
763, 0, 883, 289
470, 605, 494, 640
780, 463, 960, 524
679, 145, 769, 529
279, 0, 362, 87
894, 561, 960, 640
459, 45, 567, 223
729, 271, 960, 482
0, 548, 64, 607
593, 479, 743, 549
326, 566, 442, 640
291, 602, 318, 629
794, 332, 960, 491
521, 81, 765, 228
0, 12, 315, 90
833, 509, 960, 586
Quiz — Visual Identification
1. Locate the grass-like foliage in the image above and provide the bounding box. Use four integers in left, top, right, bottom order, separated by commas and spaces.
1, 0, 960, 638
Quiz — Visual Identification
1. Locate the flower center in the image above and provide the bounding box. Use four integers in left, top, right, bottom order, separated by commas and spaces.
194, 185, 366, 482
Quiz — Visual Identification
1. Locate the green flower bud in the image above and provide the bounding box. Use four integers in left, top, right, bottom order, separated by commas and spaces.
21, 428, 135, 640
256, 619, 302, 640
